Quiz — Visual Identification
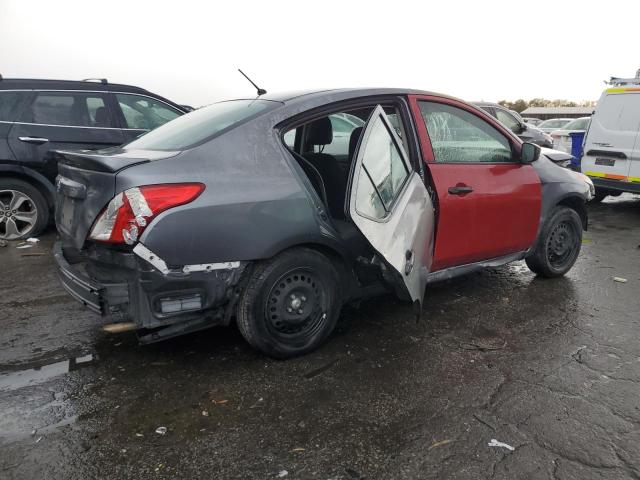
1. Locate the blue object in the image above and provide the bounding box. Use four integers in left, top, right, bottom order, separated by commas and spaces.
569, 131, 585, 168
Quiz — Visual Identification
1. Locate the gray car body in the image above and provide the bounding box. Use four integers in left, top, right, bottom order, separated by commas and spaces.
54, 88, 591, 339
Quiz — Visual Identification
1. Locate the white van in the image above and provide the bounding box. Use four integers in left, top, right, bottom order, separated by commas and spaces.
581, 74, 640, 201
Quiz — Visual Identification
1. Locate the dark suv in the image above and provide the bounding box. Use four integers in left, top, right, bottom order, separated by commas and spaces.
473, 102, 553, 148
0, 78, 188, 240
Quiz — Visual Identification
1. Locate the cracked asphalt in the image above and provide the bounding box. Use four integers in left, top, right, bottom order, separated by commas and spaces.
1, 194, 639, 480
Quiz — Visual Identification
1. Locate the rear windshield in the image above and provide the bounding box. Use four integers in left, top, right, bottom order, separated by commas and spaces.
125, 99, 277, 151
563, 117, 590, 131
539, 119, 570, 129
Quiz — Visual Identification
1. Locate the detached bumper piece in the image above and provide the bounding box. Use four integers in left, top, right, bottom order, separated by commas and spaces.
53, 242, 128, 315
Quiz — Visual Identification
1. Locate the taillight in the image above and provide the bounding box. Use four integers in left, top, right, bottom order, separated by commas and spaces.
88, 183, 204, 245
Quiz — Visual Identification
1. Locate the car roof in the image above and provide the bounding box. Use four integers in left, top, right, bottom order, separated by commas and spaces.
254, 88, 448, 104
0, 78, 153, 94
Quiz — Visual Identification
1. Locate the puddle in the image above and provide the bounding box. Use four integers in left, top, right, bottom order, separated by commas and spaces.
0, 354, 95, 392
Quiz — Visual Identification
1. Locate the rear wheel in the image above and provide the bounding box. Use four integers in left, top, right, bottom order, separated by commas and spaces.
526, 206, 582, 278
237, 248, 342, 359
0, 179, 49, 240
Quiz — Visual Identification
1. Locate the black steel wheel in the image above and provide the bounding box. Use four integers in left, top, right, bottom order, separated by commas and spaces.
526, 206, 582, 277
237, 248, 342, 358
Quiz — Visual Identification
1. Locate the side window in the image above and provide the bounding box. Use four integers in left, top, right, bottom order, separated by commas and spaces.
320, 113, 365, 156
283, 129, 296, 149
418, 102, 513, 163
24, 92, 114, 127
116, 94, 182, 130
495, 108, 520, 133
355, 114, 410, 219
0, 92, 29, 121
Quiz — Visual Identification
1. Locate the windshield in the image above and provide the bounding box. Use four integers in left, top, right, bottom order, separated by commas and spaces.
562, 117, 591, 131
125, 99, 278, 151
539, 119, 571, 129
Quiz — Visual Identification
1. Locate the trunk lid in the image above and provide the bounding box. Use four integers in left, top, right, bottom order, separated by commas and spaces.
54, 148, 178, 249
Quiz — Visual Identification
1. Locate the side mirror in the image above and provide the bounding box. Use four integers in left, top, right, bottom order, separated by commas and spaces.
521, 142, 540, 163
519, 122, 528, 133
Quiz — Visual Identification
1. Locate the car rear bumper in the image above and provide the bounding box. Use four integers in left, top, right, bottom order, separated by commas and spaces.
53, 242, 129, 316
53, 241, 247, 334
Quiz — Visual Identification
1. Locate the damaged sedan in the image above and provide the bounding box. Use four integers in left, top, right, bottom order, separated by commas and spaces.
54, 89, 594, 358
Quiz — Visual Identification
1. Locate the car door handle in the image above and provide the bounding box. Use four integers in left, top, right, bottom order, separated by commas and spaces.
448, 185, 473, 195
19, 136, 49, 145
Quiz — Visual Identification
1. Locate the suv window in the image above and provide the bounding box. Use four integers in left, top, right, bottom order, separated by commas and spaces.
116, 94, 182, 130
495, 108, 520, 133
355, 113, 410, 219
23, 92, 114, 127
419, 102, 513, 163
0, 91, 28, 122
126, 99, 276, 151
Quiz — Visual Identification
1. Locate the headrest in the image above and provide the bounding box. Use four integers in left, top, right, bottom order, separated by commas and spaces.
306, 117, 333, 146
348, 127, 364, 160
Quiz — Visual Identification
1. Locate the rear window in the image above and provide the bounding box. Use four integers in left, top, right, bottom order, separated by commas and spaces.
539, 119, 570, 129
0, 91, 29, 122
125, 99, 277, 151
563, 117, 591, 131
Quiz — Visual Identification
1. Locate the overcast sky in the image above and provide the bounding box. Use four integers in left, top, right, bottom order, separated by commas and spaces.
1, 0, 638, 107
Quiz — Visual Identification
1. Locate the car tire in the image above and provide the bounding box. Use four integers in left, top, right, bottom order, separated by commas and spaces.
525, 206, 582, 278
0, 178, 49, 241
237, 248, 342, 359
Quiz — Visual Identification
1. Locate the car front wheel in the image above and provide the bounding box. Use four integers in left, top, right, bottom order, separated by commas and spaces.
525, 206, 582, 278
237, 248, 342, 359
0, 179, 49, 241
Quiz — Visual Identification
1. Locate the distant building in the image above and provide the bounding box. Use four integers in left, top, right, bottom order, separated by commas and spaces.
520, 106, 595, 120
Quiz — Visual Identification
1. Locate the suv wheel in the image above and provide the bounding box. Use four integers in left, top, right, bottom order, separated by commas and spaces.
0, 179, 49, 240
525, 206, 582, 278
237, 248, 342, 359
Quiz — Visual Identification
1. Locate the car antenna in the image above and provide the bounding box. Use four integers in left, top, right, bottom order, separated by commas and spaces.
238, 69, 267, 96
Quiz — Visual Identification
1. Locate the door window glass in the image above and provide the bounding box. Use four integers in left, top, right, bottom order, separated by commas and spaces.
25, 93, 113, 127
116, 94, 182, 130
419, 102, 513, 163
495, 108, 521, 133
0, 92, 28, 121
355, 114, 410, 219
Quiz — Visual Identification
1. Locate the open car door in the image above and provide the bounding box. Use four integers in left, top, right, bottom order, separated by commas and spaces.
348, 105, 435, 306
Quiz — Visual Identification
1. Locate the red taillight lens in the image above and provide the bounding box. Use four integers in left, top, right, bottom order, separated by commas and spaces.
88, 183, 204, 244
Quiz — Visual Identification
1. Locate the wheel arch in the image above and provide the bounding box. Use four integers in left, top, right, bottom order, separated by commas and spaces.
557, 195, 588, 230
270, 240, 357, 296
0, 164, 56, 209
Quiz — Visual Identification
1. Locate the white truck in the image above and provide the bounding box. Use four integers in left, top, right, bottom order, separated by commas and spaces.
581, 71, 640, 201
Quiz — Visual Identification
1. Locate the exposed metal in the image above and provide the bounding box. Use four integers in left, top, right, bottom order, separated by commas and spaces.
182, 262, 241, 273
132, 243, 169, 274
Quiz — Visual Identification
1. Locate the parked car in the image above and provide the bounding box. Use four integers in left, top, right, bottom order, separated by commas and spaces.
537, 118, 574, 133
550, 117, 591, 153
523, 117, 542, 126
54, 88, 593, 358
581, 76, 640, 201
473, 102, 553, 147
0, 77, 188, 240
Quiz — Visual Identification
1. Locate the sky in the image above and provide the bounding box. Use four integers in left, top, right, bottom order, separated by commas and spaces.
1, 0, 639, 108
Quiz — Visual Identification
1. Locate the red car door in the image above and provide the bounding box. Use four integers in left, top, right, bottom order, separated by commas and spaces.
408, 95, 541, 271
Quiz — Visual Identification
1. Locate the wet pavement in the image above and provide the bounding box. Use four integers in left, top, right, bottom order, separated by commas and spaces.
1, 194, 639, 480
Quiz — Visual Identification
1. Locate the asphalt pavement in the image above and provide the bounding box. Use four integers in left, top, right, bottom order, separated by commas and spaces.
1, 194, 639, 480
